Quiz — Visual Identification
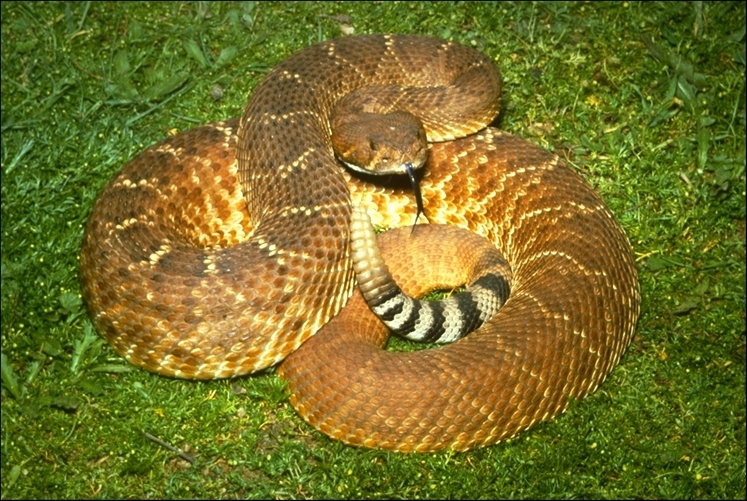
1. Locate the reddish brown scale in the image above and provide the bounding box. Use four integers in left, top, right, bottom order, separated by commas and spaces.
80, 35, 638, 451
280, 129, 639, 452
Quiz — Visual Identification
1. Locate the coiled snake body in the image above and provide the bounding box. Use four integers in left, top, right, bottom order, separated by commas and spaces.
80, 35, 640, 452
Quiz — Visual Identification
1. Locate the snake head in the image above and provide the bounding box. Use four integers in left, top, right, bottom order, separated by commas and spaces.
331, 104, 428, 175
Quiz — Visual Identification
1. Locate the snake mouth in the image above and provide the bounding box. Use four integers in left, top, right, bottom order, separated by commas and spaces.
339, 158, 413, 176
339, 159, 429, 226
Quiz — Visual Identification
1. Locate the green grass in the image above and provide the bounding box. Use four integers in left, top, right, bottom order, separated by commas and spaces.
1, 2, 744, 498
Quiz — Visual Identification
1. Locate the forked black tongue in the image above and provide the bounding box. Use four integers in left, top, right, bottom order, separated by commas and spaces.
404, 162, 428, 231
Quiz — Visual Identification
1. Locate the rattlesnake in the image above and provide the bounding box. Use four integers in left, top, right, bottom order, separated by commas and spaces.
80, 34, 640, 452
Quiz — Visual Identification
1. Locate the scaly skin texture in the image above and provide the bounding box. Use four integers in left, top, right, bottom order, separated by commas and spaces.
281, 128, 640, 451
80, 35, 639, 451
80, 35, 499, 379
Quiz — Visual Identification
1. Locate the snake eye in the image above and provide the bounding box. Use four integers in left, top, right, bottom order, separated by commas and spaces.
369, 140, 378, 151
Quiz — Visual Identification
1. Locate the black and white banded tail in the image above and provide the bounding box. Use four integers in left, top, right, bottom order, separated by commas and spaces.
350, 206, 512, 343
